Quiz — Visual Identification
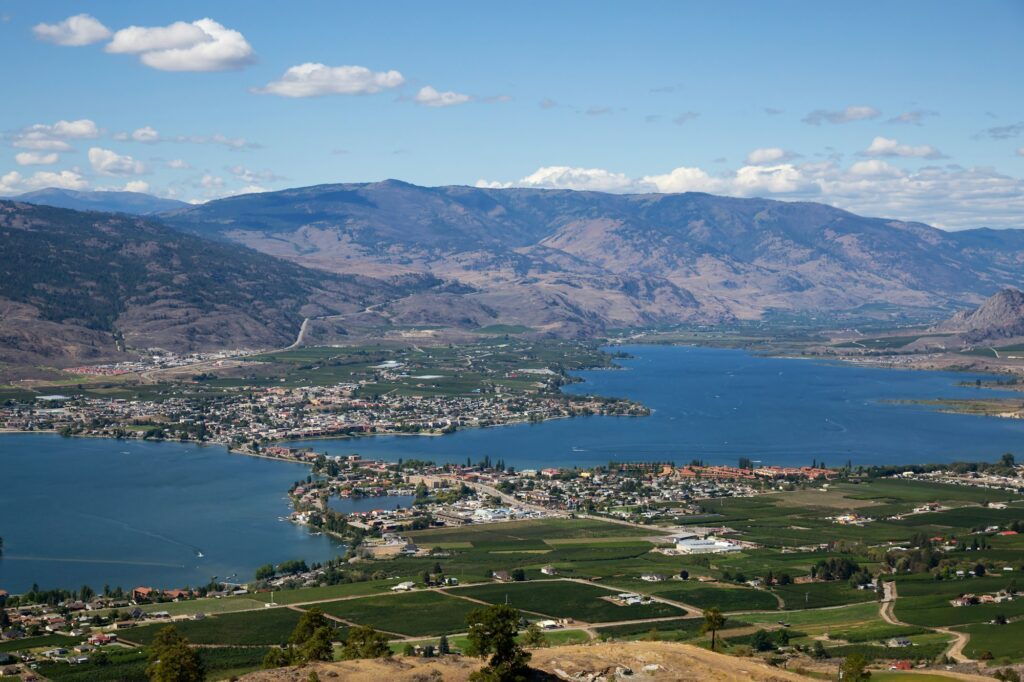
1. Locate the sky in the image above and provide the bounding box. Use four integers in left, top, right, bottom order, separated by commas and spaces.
1, 0, 1022, 229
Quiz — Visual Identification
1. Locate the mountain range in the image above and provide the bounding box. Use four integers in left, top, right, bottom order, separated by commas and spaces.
4, 181, 1024, 366
9, 188, 188, 215
0, 200, 420, 367
935, 288, 1024, 346
163, 180, 1024, 333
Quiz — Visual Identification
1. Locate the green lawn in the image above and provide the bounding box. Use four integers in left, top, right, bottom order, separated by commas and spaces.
317, 591, 479, 636
451, 580, 683, 623
249, 579, 403, 604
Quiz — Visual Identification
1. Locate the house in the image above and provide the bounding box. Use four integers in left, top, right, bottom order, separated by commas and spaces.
163, 589, 189, 601
540, 566, 557, 576
536, 620, 560, 629
887, 638, 911, 647
391, 581, 416, 592
641, 573, 667, 582
492, 571, 513, 582
88, 633, 116, 646
132, 587, 154, 603
675, 537, 741, 554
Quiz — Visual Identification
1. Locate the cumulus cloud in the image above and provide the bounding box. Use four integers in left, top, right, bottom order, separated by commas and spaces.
130, 126, 160, 143
414, 86, 471, 108
33, 14, 111, 46
803, 105, 881, 125
477, 161, 1024, 229
227, 165, 283, 183
11, 119, 100, 151
1, 169, 88, 194
745, 147, 799, 165
861, 136, 944, 159
106, 18, 254, 71
88, 147, 147, 175
15, 152, 59, 166
477, 166, 637, 193
888, 110, 938, 125
672, 111, 699, 125
122, 180, 150, 193
255, 63, 404, 97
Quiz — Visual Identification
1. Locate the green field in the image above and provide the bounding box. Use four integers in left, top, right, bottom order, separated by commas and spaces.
127, 608, 304, 646
0, 633, 79, 652
773, 581, 878, 610
646, 583, 779, 612
317, 590, 479, 636
408, 518, 654, 545
249, 579, 403, 604
957, 620, 1024, 662
35, 646, 270, 682
451, 580, 683, 623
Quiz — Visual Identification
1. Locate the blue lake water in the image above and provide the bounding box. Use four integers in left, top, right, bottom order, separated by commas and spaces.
0, 435, 341, 593
3, 345, 1023, 594
290, 345, 1024, 469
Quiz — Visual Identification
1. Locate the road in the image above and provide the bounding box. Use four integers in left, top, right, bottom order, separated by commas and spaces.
879, 581, 970, 664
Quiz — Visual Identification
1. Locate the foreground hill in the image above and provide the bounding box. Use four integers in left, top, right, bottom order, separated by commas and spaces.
935, 287, 1024, 345
163, 180, 1024, 333
0, 201, 397, 363
239, 641, 816, 681
12, 188, 188, 215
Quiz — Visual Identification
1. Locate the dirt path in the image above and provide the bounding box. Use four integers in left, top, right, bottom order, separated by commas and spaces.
879, 581, 970, 664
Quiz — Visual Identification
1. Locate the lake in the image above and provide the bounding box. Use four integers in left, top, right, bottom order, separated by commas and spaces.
0, 435, 341, 593
3, 345, 1023, 594
289, 345, 1024, 469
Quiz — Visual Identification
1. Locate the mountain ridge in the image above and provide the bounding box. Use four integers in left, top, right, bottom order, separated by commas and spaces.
162, 180, 1024, 330
11, 188, 188, 215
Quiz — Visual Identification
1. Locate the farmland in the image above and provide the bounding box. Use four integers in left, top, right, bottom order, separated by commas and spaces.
127, 608, 305, 646
317, 591, 480, 636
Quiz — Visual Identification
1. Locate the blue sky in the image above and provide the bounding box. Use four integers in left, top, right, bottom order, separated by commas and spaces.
1, 0, 1022, 228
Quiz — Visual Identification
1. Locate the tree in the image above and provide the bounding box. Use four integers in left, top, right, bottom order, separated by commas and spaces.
438, 634, 451, 655
255, 563, 275, 580
678, 569, 689, 580
403, 643, 416, 657
465, 604, 531, 682
338, 625, 392, 660
298, 625, 335, 662
522, 622, 547, 648
289, 607, 330, 646
262, 647, 292, 669
811, 640, 829, 659
701, 608, 726, 652
750, 629, 774, 652
511, 568, 526, 582
839, 652, 871, 682
146, 627, 205, 682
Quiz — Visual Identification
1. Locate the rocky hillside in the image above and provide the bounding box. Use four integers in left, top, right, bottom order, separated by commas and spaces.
0, 201, 398, 363
936, 288, 1024, 344
238, 641, 816, 681
163, 181, 1024, 332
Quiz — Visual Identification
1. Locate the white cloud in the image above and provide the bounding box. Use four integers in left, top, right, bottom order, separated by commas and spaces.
33, 14, 111, 46
173, 133, 253, 149
15, 152, 59, 166
477, 161, 1024, 229
849, 159, 903, 177
862, 136, 944, 159
745, 147, 798, 165
477, 166, 638, 192
803, 105, 881, 125
11, 119, 100, 151
166, 159, 191, 169
106, 18, 254, 72
414, 86, 472, 108
122, 180, 150, 193
1, 169, 88, 194
641, 167, 723, 193
888, 110, 938, 125
227, 165, 283, 183
201, 174, 225, 189
254, 63, 405, 97
88, 147, 147, 175
131, 126, 160, 143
